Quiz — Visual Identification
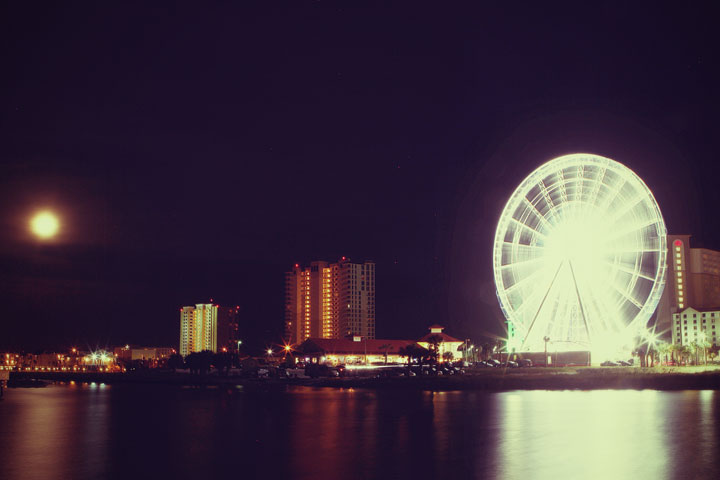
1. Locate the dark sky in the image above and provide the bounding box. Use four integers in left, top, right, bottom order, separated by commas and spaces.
1, 2, 719, 353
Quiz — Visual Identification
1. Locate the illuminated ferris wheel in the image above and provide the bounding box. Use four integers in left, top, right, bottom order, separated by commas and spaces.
493, 153, 667, 355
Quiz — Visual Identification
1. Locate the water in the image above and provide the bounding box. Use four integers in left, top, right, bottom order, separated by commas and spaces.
0, 384, 718, 480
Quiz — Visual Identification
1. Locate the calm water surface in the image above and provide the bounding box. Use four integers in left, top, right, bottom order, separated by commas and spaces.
0, 384, 718, 479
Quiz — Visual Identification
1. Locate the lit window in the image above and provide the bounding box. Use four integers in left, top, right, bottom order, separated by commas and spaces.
676, 253, 681, 258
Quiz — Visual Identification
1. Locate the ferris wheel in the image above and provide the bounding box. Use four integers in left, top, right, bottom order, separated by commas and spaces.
492, 153, 667, 354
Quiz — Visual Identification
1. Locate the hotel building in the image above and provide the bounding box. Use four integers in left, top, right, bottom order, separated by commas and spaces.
285, 258, 375, 344
179, 303, 239, 356
657, 234, 720, 345
671, 307, 719, 347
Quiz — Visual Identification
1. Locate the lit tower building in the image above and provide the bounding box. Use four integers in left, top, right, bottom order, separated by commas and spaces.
656, 235, 720, 342
284, 258, 375, 344
179, 303, 239, 356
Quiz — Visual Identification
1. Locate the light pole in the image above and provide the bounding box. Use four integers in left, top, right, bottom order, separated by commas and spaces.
544, 336, 550, 367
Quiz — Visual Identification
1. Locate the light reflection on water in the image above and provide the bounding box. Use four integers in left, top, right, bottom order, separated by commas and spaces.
0, 385, 717, 479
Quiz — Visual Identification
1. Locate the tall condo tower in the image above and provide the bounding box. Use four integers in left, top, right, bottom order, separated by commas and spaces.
285, 258, 375, 344
179, 304, 239, 356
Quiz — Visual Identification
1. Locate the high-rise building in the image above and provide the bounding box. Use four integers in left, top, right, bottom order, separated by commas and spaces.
656, 235, 720, 336
179, 303, 240, 356
285, 258, 375, 344
216, 305, 240, 352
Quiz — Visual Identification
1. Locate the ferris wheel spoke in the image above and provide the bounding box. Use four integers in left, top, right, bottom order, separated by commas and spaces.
603, 260, 656, 282
598, 177, 627, 212
610, 281, 644, 309
602, 218, 663, 244
605, 193, 647, 224
500, 256, 545, 270
503, 266, 549, 294
522, 197, 553, 230
508, 217, 548, 239
501, 241, 545, 250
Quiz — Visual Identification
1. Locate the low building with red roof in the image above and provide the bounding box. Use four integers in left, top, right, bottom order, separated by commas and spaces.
417, 325, 464, 362
296, 325, 466, 365
297, 337, 416, 365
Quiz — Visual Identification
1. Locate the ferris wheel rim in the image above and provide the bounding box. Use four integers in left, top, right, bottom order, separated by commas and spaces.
492, 153, 667, 352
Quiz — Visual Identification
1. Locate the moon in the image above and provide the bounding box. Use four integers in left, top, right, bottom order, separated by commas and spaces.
30, 211, 60, 239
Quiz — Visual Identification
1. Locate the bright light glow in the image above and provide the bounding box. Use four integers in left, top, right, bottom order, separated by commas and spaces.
30, 211, 60, 239
493, 153, 667, 359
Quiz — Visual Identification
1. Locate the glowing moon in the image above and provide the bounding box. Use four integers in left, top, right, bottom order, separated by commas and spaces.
30, 211, 60, 239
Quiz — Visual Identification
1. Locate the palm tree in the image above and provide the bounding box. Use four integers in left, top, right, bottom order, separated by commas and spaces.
399, 344, 429, 369
709, 345, 720, 363
680, 345, 692, 365
426, 334, 444, 364
697, 336, 711, 365
656, 342, 670, 366
378, 344, 392, 364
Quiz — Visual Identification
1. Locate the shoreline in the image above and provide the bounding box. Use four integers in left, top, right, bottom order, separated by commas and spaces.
8, 367, 720, 391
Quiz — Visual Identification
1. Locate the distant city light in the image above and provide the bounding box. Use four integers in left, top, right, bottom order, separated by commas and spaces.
493, 153, 667, 361
30, 211, 60, 239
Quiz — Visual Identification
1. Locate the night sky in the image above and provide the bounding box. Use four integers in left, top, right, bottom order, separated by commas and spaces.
2, 3, 719, 353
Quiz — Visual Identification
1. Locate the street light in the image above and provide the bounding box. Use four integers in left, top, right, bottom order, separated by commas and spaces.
543, 336, 551, 367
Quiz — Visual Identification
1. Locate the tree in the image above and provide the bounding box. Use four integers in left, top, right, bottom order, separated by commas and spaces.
185, 350, 214, 375
399, 344, 429, 369
656, 342, 671, 366
709, 344, 720, 363
442, 351, 454, 363
213, 352, 232, 376
425, 334, 444, 364
680, 345, 692, 365
378, 344, 392, 364
697, 336, 711, 365
167, 353, 184, 372
668, 343, 682, 365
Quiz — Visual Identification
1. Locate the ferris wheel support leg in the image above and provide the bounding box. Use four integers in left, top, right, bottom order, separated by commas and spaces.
519, 260, 564, 352
568, 260, 593, 348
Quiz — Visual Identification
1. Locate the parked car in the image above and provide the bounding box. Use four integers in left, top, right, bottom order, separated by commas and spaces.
601, 360, 619, 367
305, 364, 339, 378
486, 359, 502, 367
285, 367, 309, 378
617, 360, 632, 366
520, 358, 533, 367
506, 360, 519, 368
